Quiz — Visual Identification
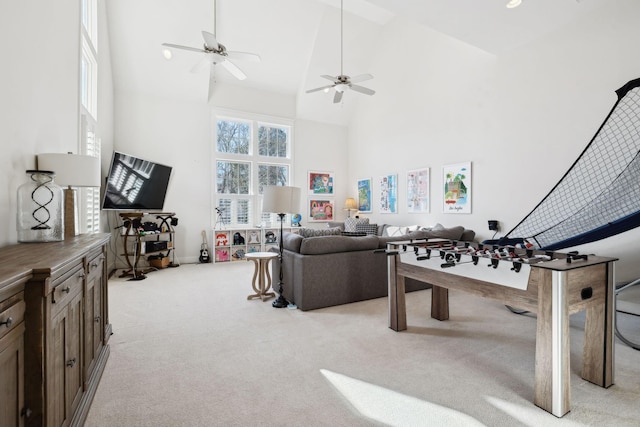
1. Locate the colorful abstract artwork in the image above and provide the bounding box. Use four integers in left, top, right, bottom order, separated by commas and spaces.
308, 171, 334, 195
357, 178, 372, 213
308, 199, 334, 222
443, 162, 472, 214
379, 174, 398, 214
407, 168, 429, 213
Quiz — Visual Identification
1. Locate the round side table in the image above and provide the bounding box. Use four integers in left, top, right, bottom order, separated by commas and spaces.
245, 252, 278, 301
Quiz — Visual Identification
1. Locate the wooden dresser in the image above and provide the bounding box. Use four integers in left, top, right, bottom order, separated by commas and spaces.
0, 234, 111, 427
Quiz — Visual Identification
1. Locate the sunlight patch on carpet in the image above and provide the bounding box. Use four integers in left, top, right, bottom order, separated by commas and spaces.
320, 369, 486, 427
484, 396, 584, 427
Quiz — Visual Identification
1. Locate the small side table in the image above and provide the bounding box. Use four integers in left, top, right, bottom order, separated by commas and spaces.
245, 252, 278, 301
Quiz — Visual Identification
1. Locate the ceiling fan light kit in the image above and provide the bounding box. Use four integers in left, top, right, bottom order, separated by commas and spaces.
306, 0, 375, 103
506, 0, 523, 8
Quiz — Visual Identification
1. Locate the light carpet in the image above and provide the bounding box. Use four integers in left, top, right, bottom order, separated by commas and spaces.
85, 262, 640, 427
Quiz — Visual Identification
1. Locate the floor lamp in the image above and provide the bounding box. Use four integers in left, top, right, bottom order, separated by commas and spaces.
37, 153, 101, 239
262, 185, 301, 308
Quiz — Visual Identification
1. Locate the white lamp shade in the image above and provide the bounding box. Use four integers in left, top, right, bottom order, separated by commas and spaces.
37, 153, 101, 187
343, 198, 357, 210
262, 186, 301, 214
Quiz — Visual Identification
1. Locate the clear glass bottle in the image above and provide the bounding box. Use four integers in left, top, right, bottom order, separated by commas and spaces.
17, 170, 64, 242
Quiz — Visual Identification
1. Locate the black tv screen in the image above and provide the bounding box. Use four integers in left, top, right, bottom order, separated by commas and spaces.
102, 151, 172, 211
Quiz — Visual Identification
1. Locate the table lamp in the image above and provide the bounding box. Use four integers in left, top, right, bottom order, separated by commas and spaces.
343, 197, 358, 217
262, 185, 301, 308
37, 153, 101, 239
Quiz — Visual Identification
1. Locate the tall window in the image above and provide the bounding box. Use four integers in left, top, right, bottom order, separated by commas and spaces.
79, 0, 100, 233
214, 113, 293, 228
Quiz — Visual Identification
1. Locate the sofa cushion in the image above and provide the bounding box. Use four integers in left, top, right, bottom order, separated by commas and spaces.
460, 229, 476, 242
424, 225, 465, 240
299, 235, 379, 255
344, 217, 369, 232
355, 223, 378, 235
299, 227, 342, 238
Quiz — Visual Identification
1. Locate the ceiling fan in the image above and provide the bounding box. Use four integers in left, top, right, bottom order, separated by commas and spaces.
306, 0, 375, 104
161, 0, 260, 100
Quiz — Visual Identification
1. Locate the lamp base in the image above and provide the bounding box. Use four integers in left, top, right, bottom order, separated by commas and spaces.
63, 187, 78, 239
272, 294, 289, 308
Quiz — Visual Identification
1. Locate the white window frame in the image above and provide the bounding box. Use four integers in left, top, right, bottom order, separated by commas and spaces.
78, 0, 100, 234
213, 110, 295, 228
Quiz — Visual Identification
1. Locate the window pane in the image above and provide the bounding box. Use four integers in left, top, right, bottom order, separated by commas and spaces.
217, 161, 250, 194
216, 199, 232, 226
217, 120, 250, 154
258, 164, 288, 194
258, 124, 288, 158
236, 199, 250, 225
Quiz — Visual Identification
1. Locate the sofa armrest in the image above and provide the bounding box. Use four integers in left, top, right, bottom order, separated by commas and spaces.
282, 232, 304, 252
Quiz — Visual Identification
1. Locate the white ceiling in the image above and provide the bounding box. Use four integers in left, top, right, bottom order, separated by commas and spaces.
105, 0, 608, 123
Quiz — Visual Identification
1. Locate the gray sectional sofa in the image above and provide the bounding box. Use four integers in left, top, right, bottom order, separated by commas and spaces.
272, 224, 475, 311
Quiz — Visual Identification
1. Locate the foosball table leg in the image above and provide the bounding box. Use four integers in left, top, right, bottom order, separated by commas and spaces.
431, 285, 449, 321
388, 254, 407, 331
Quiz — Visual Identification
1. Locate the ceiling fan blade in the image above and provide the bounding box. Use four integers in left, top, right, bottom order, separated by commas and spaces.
220, 59, 247, 80
208, 64, 216, 102
306, 84, 334, 94
350, 74, 374, 84
227, 51, 261, 63
321, 75, 339, 83
190, 54, 211, 73
333, 91, 343, 103
350, 84, 375, 96
201, 31, 219, 50
161, 43, 204, 54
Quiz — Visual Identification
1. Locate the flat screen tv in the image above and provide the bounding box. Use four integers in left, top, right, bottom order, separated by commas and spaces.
102, 151, 173, 211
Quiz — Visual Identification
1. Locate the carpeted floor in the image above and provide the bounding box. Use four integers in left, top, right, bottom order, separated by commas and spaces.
85, 262, 640, 427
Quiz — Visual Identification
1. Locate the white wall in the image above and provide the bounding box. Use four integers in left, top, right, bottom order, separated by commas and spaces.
109, 84, 348, 264
294, 119, 349, 224
348, 0, 640, 281
0, 0, 82, 245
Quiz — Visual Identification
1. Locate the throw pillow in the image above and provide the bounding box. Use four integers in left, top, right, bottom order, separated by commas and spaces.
355, 223, 378, 235
344, 217, 369, 232
384, 226, 408, 237
299, 227, 342, 238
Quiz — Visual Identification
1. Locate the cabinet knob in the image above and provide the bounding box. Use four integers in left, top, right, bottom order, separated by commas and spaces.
21, 407, 32, 418
91, 262, 99, 268
0, 317, 13, 328
66, 357, 77, 368
94, 315, 101, 323
62, 287, 71, 293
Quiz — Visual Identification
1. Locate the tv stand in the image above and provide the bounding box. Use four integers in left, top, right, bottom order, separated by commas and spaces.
119, 212, 177, 278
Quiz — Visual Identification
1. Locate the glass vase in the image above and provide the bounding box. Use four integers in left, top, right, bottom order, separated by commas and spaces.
17, 170, 64, 242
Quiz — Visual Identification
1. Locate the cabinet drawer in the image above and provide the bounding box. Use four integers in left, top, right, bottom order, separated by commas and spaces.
87, 253, 105, 279
51, 268, 83, 313
0, 295, 25, 341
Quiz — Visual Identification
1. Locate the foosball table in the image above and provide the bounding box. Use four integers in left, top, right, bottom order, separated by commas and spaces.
385, 239, 617, 417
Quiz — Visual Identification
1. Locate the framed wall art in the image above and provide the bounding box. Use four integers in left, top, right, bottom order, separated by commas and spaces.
308, 171, 334, 195
357, 178, 372, 213
379, 174, 398, 214
407, 168, 429, 213
443, 162, 472, 214
308, 199, 334, 222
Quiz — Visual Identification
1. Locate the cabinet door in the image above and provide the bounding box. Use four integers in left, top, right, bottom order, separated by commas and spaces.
0, 322, 26, 427
49, 285, 83, 427
84, 253, 104, 384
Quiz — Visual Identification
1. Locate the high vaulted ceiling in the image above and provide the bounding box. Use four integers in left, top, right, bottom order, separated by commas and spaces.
105, 0, 608, 124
